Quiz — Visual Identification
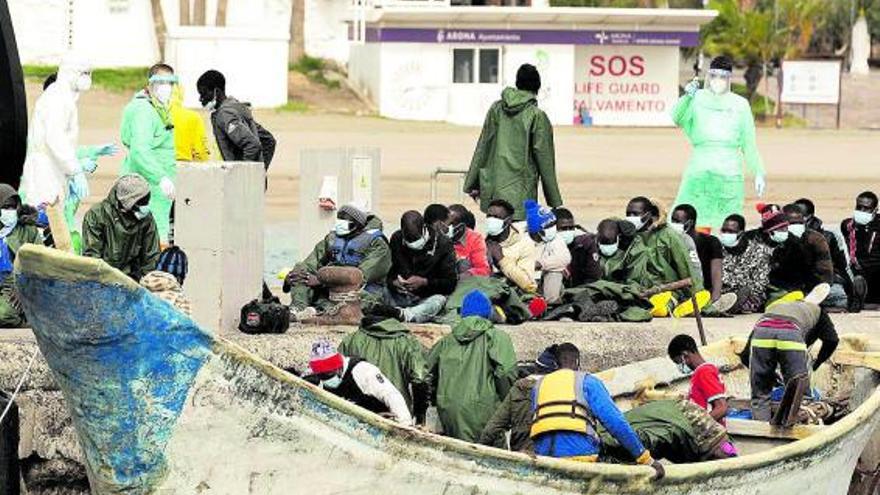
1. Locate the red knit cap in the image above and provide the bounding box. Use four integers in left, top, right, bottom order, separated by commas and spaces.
309, 339, 344, 374
529, 297, 548, 318
757, 203, 788, 233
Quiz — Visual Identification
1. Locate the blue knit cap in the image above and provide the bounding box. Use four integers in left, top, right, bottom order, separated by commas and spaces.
461, 290, 492, 319
524, 199, 556, 234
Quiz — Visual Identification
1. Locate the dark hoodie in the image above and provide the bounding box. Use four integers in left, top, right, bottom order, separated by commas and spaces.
464, 87, 562, 221
387, 228, 457, 298
338, 317, 430, 417
210, 97, 275, 167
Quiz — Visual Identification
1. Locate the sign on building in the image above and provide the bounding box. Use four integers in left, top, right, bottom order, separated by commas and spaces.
780, 60, 842, 105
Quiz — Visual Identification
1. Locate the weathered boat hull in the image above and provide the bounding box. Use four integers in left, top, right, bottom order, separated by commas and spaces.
15, 245, 880, 494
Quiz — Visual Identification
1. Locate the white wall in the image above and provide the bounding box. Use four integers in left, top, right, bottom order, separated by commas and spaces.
504, 44, 575, 126
304, 0, 350, 63
378, 43, 449, 121
348, 43, 382, 102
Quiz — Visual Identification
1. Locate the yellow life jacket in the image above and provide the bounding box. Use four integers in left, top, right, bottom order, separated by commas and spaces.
529, 369, 597, 439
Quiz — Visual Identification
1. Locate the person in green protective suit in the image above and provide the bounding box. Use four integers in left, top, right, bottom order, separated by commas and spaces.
672, 56, 766, 232
339, 316, 430, 422
0, 184, 43, 327
427, 290, 518, 442
464, 64, 562, 221
119, 64, 177, 244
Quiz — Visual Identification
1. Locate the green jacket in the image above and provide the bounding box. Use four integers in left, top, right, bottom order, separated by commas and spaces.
0, 221, 42, 328
294, 228, 391, 287
464, 88, 562, 221
427, 316, 517, 442
82, 185, 161, 281
339, 318, 430, 413
620, 223, 701, 296
478, 375, 537, 451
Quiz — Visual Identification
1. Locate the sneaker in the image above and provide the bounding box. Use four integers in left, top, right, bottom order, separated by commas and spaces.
710, 292, 738, 314
804, 283, 831, 305
291, 306, 318, 322
366, 303, 403, 321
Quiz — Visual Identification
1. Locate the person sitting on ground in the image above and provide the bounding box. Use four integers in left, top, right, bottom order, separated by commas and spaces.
670, 204, 737, 313
525, 200, 570, 305
423, 203, 451, 238
427, 290, 517, 442
307, 339, 413, 425
0, 184, 43, 327
596, 218, 636, 280
139, 270, 192, 317
739, 286, 839, 422
794, 198, 857, 311
448, 204, 490, 277
339, 315, 430, 423
753, 203, 812, 307
479, 345, 561, 451
668, 334, 729, 425
617, 197, 703, 318
484, 199, 537, 294
840, 191, 880, 309
82, 174, 160, 282
783, 203, 837, 305
529, 343, 664, 479
374, 210, 457, 323
719, 214, 773, 313
284, 203, 391, 321
554, 208, 602, 288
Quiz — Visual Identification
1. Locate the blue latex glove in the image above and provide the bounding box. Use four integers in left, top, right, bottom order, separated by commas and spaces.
684, 78, 700, 97
80, 157, 98, 174
95, 143, 119, 157
69, 173, 90, 201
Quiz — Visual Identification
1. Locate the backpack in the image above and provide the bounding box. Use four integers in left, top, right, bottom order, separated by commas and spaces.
157, 246, 188, 285
238, 294, 290, 334
254, 122, 276, 169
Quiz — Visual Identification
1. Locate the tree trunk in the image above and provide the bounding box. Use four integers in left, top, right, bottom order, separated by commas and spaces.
744, 62, 763, 102
194, 0, 206, 25
216, 0, 228, 26
289, 0, 306, 65
150, 0, 167, 60
179, 0, 190, 25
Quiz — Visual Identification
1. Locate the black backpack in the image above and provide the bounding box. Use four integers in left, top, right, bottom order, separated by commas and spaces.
238, 294, 289, 334
157, 246, 188, 285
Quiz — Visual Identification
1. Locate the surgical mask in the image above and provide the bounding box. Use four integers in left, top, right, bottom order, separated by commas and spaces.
152, 83, 173, 106
75, 73, 92, 92
541, 226, 557, 242
486, 217, 506, 237
451, 223, 466, 241
707, 69, 731, 95
203, 98, 217, 111
322, 375, 342, 389
133, 205, 151, 220
599, 242, 619, 257
788, 224, 806, 238
770, 230, 789, 244
626, 215, 645, 230
445, 224, 455, 239
676, 361, 691, 375
334, 219, 352, 237
669, 222, 686, 234
0, 209, 17, 227
719, 232, 740, 248
560, 230, 577, 245
854, 210, 875, 226
405, 231, 428, 251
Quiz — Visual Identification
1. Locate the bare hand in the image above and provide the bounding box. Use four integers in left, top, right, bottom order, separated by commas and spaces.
487, 242, 504, 265
403, 275, 428, 290
305, 274, 321, 287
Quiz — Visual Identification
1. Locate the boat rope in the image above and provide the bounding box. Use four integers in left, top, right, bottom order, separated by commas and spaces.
0, 346, 39, 425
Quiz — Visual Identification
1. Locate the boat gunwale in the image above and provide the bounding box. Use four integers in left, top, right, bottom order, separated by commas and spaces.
15, 244, 880, 485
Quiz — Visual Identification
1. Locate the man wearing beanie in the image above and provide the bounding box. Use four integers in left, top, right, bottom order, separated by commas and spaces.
306, 338, 413, 426
82, 174, 160, 281
525, 200, 570, 305
754, 203, 812, 307
284, 202, 391, 321
479, 344, 561, 452
427, 290, 517, 442
464, 63, 562, 222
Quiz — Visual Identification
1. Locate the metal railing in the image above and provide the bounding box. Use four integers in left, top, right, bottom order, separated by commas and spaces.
430, 168, 468, 203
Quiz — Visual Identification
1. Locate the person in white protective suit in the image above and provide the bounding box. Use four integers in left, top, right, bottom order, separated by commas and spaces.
671, 55, 767, 232
20, 54, 94, 250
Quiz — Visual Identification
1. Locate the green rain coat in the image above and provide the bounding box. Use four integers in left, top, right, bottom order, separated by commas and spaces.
427, 316, 517, 442
672, 89, 764, 231
339, 318, 430, 411
120, 90, 175, 243
620, 222, 701, 300
82, 184, 161, 281
465, 88, 562, 221
0, 187, 42, 327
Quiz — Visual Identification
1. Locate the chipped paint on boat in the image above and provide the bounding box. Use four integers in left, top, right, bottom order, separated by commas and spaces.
14, 245, 880, 494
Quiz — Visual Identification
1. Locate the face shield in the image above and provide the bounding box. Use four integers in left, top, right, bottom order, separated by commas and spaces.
58, 53, 92, 93
706, 68, 732, 95
148, 74, 179, 107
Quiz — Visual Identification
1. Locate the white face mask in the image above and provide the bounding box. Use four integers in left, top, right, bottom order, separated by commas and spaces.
676, 361, 691, 375
599, 242, 619, 257
708, 78, 730, 95
560, 230, 577, 245
334, 219, 352, 237
76, 73, 92, 92
770, 230, 789, 244
445, 224, 455, 239
486, 217, 506, 237
152, 83, 173, 106
0, 209, 17, 227
405, 230, 429, 251
133, 205, 151, 220
719, 232, 740, 248
854, 210, 875, 226
542, 226, 557, 242
788, 224, 806, 238
626, 215, 645, 230
669, 222, 686, 234
322, 375, 342, 389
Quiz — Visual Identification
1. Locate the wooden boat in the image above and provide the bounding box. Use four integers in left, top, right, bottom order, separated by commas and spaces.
0, 0, 27, 188
14, 245, 880, 494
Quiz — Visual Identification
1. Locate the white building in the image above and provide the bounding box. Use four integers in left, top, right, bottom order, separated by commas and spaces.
347, 6, 716, 126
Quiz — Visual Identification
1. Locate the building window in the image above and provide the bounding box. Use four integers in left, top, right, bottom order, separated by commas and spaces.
453, 48, 501, 84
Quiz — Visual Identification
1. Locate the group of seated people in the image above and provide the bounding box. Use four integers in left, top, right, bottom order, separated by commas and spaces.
282, 190, 880, 325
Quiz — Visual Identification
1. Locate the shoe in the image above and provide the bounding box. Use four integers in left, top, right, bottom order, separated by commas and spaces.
710, 293, 738, 314
672, 290, 711, 318
804, 283, 831, 305
850, 276, 868, 313
367, 303, 403, 321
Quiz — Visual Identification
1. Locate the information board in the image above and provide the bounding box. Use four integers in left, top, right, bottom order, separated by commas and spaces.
780, 60, 841, 105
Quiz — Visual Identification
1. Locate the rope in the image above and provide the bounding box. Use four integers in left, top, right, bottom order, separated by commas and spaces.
328, 291, 360, 303
0, 347, 39, 425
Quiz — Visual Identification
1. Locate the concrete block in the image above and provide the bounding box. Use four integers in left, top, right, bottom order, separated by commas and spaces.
175, 162, 264, 334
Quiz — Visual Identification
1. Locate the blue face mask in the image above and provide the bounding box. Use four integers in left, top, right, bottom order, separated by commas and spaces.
322, 375, 342, 389
0, 209, 17, 228
854, 210, 875, 226
134, 205, 151, 220
405, 230, 429, 251
335, 219, 352, 237
770, 230, 790, 244
788, 224, 806, 238
599, 241, 619, 257
486, 217, 506, 237
719, 232, 740, 248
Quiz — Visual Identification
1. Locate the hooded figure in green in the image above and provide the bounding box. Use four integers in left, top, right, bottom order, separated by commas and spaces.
464, 64, 562, 221
119, 65, 177, 243
339, 317, 430, 421
672, 56, 765, 231
82, 175, 161, 281
0, 184, 43, 327
427, 290, 517, 442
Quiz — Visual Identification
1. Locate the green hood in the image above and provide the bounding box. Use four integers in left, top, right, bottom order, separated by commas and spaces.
500, 87, 536, 115
452, 316, 493, 343
360, 318, 411, 339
